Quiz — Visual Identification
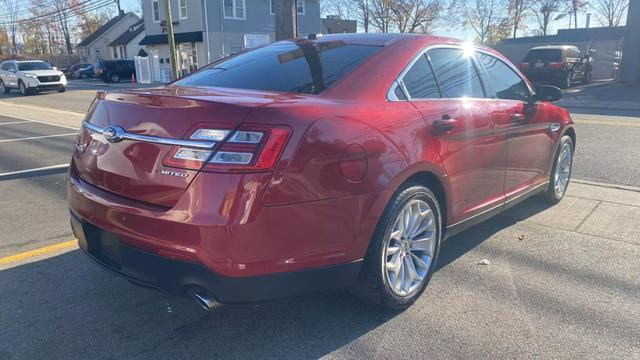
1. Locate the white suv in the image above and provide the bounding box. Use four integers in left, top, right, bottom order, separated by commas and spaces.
0, 60, 67, 95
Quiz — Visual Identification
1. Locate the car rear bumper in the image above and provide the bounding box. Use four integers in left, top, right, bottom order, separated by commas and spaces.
71, 212, 361, 303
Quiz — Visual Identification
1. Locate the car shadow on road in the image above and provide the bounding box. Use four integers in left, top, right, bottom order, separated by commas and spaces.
0, 197, 554, 359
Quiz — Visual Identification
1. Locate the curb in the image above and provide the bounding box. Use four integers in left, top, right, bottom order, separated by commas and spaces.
571, 179, 640, 193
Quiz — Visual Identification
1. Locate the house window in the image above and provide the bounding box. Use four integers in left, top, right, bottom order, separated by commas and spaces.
270, 0, 304, 15
152, 0, 160, 22
112, 47, 118, 59
179, 0, 187, 19
224, 0, 245, 19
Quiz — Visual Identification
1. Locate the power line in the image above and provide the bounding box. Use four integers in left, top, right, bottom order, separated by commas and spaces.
0, 0, 116, 27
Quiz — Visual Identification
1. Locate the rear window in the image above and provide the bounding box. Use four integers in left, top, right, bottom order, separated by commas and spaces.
524, 49, 562, 62
175, 41, 382, 94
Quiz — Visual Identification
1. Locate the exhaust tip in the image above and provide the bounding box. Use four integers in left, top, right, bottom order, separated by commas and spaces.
193, 292, 219, 310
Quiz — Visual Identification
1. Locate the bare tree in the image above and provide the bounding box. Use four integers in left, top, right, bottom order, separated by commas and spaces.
371, 0, 394, 33
390, 0, 443, 33
460, 0, 509, 44
2, 0, 20, 54
509, 0, 531, 38
592, 0, 629, 26
353, 0, 373, 32
532, 0, 566, 35
322, 0, 355, 19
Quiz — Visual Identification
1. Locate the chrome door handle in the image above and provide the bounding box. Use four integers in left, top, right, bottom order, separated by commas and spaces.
432, 116, 458, 134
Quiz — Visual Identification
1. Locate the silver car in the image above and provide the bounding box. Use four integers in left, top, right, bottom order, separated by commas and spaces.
0, 60, 67, 95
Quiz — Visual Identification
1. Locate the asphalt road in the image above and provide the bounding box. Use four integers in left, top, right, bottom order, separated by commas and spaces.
1, 195, 639, 359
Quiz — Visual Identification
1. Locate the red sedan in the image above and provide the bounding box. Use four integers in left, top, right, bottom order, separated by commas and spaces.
68, 34, 575, 309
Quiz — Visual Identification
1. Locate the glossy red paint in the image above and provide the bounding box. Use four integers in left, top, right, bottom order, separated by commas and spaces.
68, 34, 574, 299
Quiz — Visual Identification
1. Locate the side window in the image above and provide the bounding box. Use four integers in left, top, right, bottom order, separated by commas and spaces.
476, 53, 530, 102
402, 55, 439, 99
428, 48, 484, 98
0, 63, 7, 71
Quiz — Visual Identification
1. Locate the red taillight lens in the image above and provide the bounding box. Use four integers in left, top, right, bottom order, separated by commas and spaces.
521, 62, 529, 69
163, 125, 290, 172
548, 62, 564, 69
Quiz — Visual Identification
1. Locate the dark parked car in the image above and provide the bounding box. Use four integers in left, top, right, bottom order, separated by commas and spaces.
94, 60, 135, 83
73, 65, 94, 79
63, 63, 90, 77
520, 45, 593, 89
70, 34, 575, 310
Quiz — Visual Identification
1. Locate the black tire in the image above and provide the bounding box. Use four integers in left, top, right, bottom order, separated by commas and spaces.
0, 80, 9, 94
19, 80, 30, 96
559, 73, 572, 89
57, 86, 66, 93
543, 135, 574, 204
352, 183, 442, 309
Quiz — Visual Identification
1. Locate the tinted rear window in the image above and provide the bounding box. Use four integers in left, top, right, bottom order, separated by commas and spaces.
175, 41, 381, 94
524, 49, 562, 62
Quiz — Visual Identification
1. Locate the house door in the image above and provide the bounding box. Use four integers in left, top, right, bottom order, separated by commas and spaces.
178, 42, 198, 77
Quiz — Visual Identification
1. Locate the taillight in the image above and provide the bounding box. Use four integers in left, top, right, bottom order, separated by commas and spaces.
162, 125, 290, 172
548, 62, 564, 69
521, 62, 529, 69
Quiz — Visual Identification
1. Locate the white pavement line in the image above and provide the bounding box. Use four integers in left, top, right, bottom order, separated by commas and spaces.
0, 114, 80, 130
0, 120, 31, 126
571, 178, 640, 193
0, 133, 77, 143
0, 164, 69, 178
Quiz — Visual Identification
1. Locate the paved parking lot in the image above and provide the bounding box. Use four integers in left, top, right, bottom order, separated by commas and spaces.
1, 80, 639, 359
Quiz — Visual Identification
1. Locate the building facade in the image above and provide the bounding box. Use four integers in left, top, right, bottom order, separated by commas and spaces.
76, 12, 142, 63
139, 0, 321, 81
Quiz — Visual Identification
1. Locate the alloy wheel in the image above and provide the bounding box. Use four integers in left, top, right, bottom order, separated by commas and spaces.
383, 199, 436, 297
19, 82, 27, 95
554, 141, 572, 197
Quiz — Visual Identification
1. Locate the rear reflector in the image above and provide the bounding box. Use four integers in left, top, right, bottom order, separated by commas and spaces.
520, 62, 529, 69
548, 62, 564, 69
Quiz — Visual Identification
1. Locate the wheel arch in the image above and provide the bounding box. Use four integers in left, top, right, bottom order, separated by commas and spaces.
564, 126, 576, 150
400, 171, 448, 230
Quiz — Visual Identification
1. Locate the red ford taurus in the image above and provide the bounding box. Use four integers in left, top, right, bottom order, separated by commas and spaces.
68, 34, 575, 309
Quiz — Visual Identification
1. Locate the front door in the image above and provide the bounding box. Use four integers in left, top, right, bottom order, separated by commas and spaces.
475, 52, 554, 199
405, 48, 508, 224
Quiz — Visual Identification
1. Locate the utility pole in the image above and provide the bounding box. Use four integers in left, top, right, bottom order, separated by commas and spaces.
275, 0, 297, 41
164, 0, 179, 80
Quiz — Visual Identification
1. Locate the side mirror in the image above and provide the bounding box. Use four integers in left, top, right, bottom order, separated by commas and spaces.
534, 85, 562, 102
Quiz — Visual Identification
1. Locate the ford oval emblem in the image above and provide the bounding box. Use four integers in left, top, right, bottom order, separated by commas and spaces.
103, 125, 125, 143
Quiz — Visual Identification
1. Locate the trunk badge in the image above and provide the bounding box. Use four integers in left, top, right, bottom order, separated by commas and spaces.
103, 125, 125, 143
161, 169, 189, 178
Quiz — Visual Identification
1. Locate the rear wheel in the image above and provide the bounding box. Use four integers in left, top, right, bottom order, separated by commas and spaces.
353, 184, 442, 309
543, 135, 574, 204
0, 80, 9, 94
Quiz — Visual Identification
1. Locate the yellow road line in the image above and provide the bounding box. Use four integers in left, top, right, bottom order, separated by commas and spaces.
0, 240, 78, 266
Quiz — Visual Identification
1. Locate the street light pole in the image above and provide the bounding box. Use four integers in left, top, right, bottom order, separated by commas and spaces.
164, 0, 179, 80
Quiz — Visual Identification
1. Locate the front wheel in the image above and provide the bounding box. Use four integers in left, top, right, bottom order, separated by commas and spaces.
543, 135, 574, 204
57, 86, 66, 93
19, 81, 30, 96
353, 184, 442, 309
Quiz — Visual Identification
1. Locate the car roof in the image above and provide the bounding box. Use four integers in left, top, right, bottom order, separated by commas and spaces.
530, 45, 577, 51
300, 33, 466, 47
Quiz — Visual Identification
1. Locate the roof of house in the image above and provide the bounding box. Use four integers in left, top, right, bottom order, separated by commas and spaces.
77, 13, 134, 48
109, 20, 144, 47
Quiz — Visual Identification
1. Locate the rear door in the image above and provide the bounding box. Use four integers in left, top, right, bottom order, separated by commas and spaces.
475, 52, 554, 199
406, 47, 508, 224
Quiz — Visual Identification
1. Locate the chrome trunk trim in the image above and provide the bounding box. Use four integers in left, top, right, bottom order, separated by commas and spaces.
82, 121, 216, 149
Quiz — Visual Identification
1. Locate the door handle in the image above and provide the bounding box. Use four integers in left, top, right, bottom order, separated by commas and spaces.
432, 116, 457, 134
510, 113, 525, 124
